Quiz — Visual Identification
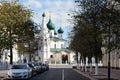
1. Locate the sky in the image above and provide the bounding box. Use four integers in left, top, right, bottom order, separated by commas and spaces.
18, 0, 75, 40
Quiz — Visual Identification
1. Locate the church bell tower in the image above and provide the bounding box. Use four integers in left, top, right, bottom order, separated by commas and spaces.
38, 13, 50, 63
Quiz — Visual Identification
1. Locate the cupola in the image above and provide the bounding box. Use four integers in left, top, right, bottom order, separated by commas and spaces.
58, 27, 64, 33
47, 19, 55, 30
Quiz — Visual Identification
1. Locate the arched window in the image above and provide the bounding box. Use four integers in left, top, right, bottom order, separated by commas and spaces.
50, 55, 53, 58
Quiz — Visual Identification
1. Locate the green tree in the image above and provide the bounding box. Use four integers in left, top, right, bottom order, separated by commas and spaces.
0, 0, 32, 64
70, 0, 120, 77
69, 0, 104, 74
17, 21, 40, 62
100, 0, 120, 79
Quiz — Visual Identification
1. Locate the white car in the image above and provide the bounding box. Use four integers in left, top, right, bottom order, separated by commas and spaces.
8, 64, 32, 79
71, 61, 77, 68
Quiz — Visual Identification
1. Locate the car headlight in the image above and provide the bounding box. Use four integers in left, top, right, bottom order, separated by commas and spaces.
8, 71, 12, 75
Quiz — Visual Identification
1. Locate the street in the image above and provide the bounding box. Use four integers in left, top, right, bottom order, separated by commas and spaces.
30, 68, 91, 80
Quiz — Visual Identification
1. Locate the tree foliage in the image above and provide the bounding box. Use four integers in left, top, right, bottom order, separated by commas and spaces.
69, 0, 120, 63
0, 0, 39, 64
101, 0, 120, 52
69, 0, 104, 61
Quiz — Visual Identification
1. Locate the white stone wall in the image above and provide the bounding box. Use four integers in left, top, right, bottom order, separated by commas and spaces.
70, 52, 75, 63
50, 40, 66, 48
102, 49, 120, 68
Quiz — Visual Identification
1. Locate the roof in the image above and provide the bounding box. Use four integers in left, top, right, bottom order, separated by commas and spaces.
47, 19, 55, 30
42, 12, 46, 17
50, 37, 66, 41
58, 27, 64, 33
50, 48, 72, 53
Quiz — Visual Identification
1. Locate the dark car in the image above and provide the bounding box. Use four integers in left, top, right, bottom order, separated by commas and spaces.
28, 63, 37, 76
44, 64, 49, 70
28, 62, 42, 74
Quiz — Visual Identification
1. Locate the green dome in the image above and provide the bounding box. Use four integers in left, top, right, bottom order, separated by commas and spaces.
47, 19, 55, 30
42, 12, 46, 17
54, 30, 57, 35
58, 27, 64, 33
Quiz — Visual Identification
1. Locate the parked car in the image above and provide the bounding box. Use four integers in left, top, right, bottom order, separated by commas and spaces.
45, 64, 49, 70
28, 63, 37, 76
41, 63, 46, 72
8, 64, 32, 79
71, 61, 77, 68
28, 62, 42, 74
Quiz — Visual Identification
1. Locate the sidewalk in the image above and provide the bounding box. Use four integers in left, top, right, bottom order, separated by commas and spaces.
0, 70, 8, 80
75, 68, 120, 80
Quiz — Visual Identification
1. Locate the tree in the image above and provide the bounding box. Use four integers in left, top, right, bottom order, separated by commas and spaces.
17, 21, 40, 62
100, 0, 120, 79
70, 0, 120, 78
0, 0, 32, 64
69, 0, 104, 75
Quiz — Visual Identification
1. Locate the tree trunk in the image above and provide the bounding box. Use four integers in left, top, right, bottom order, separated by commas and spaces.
95, 56, 98, 75
81, 59, 84, 71
10, 27, 13, 65
84, 57, 87, 72
88, 57, 92, 72
90, 62, 92, 73
76, 52, 78, 63
10, 46, 13, 65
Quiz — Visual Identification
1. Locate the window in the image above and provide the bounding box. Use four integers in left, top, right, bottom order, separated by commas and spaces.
45, 39, 47, 41
54, 44, 56, 48
50, 32, 52, 37
50, 55, 53, 58
61, 34, 62, 38
61, 44, 63, 48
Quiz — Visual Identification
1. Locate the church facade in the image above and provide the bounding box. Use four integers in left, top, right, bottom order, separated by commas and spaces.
38, 13, 75, 64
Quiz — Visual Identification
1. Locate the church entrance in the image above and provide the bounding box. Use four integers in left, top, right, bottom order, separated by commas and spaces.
62, 54, 68, 64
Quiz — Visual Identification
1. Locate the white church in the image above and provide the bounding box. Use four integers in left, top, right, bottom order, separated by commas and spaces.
38, 13, 75, 64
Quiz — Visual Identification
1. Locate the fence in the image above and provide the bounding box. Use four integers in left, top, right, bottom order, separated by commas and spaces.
0, 61, 9, 70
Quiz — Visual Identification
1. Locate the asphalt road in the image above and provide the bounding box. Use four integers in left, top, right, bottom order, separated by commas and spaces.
30, 68, 91, 80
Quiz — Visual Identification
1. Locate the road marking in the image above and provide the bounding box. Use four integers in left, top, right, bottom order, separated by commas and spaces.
62, 69, 64, 80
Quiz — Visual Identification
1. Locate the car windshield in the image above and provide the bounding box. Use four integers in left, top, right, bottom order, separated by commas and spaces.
11, 65, 27, 69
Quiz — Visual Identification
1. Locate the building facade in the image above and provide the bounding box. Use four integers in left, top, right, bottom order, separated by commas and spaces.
102, 48, 120, 68
38, 13, 75, 64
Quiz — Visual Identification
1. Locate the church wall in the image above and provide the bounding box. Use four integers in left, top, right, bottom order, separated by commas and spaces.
70, 52, 75, 63
57, 41, 65, 48
50, 30, 54, 37
49, 51, 74, 64
50, 40, 66, 48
